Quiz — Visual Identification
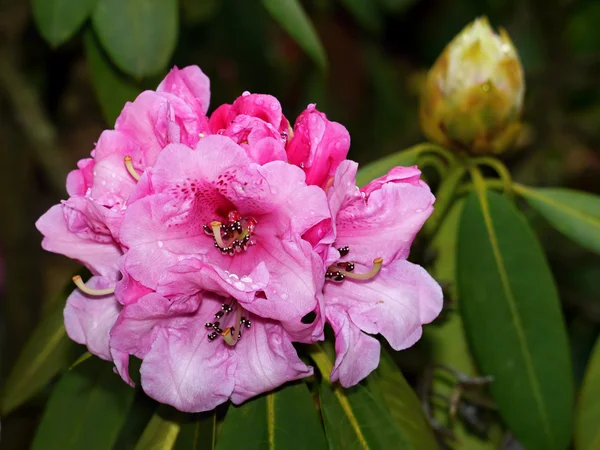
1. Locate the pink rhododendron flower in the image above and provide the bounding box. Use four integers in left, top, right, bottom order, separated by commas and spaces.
311, 160, 444, 387
35, 62, 442, 413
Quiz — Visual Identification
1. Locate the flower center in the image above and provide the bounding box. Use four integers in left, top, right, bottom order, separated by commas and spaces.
204, 301, 252, 345
203, 210, 257, 255
325, 246, 383, 282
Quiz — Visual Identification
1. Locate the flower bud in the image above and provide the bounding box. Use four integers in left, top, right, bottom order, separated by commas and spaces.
419, 17, 525, 155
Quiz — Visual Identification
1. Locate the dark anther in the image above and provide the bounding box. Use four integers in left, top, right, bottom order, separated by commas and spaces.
205, 322, 213, 328
334, 272, 345, 282
203, 225, 213, 235
215, 311, 224, 319
337, 246, 350, 257
207, 332, 218, 341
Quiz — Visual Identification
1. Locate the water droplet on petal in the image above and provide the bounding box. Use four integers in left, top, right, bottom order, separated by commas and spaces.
255, 97, 264, 106
242, 91, 251, 97
158, 241, 164, 248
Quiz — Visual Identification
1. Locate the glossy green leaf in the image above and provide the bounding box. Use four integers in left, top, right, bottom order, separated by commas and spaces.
92, 0, 178, 78
0, 293, 79, 415
427, 199, 502, 449
355, 147, 422, 187
576, 337, 600, 450
216, 382, 327, 450
174, 412, 216, 450
261, 0, 327, 71
457, 189, 574, 450
32, 0, 98, 46
311, 347, 412, 450
339, 0, 382, 33
31, 357, 135, 450
368, 350, 438, 449
515, 184, 600, 255
135, 406, 182, 450
84, 29, 142, 126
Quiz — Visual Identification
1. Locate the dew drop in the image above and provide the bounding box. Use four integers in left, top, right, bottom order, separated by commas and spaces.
158, 241, 164, 248
242, 91, 251, 97
101, 180, 106, 186
255, 97, 264, 106
269, 102, 279, 111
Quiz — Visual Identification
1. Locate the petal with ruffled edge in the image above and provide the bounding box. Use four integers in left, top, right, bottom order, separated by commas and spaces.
327, 306, 381, 387
139, 294, 236, 412
36, 205, 121, 279
331, 162, 435, 265
231, 318, 313, 404
64, 276, 121, 360
326, 260, 443, 353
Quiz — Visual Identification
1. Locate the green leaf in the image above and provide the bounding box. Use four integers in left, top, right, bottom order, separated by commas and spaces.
310, 347, 414, 450
31, 357, 135, 450
175, 412, 216, 450
84, 29, 142, 125
0, 290, 80, 415
457, 189, 574, 450
92, 0, 178, 78
135, 406, 182, 450
32, 0, 98, 46
216, 382, 327, 450
368, 350, 438, 449
338, 0, 382, 33
261, 0, 327, 71
355, 147, 422, 187
427, 199, 503, 448
515, 184, 600, 255
576, 336, 600, 450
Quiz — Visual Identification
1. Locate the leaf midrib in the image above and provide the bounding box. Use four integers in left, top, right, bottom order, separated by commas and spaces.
515, 184, 600, 228
473, 186, 554, 445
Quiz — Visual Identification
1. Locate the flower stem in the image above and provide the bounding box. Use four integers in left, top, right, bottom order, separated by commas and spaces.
424, 163, 468, 237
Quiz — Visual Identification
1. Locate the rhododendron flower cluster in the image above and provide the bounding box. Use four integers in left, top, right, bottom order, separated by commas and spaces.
36, 65, 443, 412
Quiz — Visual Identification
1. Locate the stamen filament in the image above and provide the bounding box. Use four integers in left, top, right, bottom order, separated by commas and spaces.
330, 257, 383, 280
124, 156, 141, 181
72, 275, 115, 296
222, 306, 243, 346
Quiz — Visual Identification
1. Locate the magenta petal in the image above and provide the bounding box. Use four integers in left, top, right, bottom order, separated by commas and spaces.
287, 104, 350, 188
64, 276, 121, 360
36, 205, 121, 279
231, 318, 313, 404
327, 306, 381, 387
139, 295, 236, 412
326, 260, 443, 352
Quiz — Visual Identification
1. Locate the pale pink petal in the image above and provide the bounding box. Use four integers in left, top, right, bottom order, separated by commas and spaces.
66, 158, 95, 197
36, 205, 121, 279
325, 260, 443, 352
64, 276, 121, 360
139, 294, 236, 412
327, 306, 381, 387
360, 165, 424, 196
231, 318, 313, 404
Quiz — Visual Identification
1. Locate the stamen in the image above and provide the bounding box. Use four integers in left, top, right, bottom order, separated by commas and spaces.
327, 258, 383, 281
72, 275, 115, 296
338, 246, 350, 257
211, 221, 228, 249
124, 156, 141, 181
222, 306, 243, 346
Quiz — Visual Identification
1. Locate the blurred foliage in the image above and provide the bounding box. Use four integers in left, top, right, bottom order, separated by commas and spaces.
1, 0, 599, 449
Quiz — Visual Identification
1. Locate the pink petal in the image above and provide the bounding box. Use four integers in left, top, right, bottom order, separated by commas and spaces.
139, 294, 236, 412
157, 65, 211, 115
287, 104, 350, 188
231, 318, 313, 404
36, 205, 121, 279
64, 276, 121, 360
327, 306, 381, 387
325, 260, 443, 352
66, 158, 95, 197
